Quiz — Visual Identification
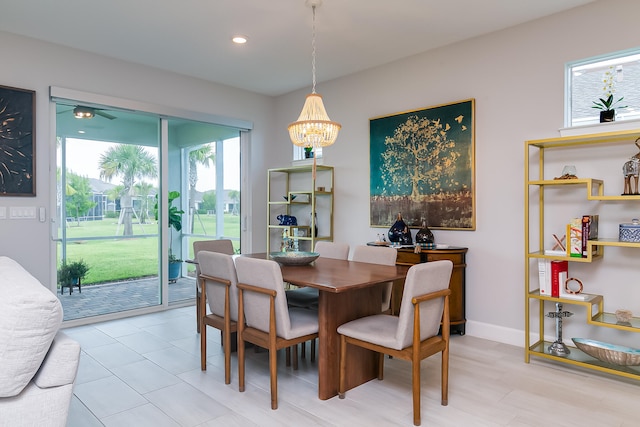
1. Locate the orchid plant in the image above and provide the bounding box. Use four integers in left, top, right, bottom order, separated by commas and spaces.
592, 66, 627, 112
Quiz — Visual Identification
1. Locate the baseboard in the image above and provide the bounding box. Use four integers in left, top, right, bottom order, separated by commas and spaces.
464, 320, 523, 347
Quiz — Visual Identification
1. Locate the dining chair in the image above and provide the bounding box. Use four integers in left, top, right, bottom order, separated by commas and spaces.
235, 256, 319, 410
286, 241, 350, 361
286, 241, 350, 309
337, 260, 453, 426
193, 239, 234, 332
197, 250, 238, 384
351, 245, 397, 314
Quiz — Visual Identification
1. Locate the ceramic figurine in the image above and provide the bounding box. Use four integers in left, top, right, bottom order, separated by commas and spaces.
388, 213, 412, 245
415, 219, 434, 244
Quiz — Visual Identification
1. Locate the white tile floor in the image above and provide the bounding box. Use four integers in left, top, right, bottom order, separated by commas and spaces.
64, 306, 640, 426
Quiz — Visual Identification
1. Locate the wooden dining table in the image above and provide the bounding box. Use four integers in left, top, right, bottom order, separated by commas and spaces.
240, 253, 409, 400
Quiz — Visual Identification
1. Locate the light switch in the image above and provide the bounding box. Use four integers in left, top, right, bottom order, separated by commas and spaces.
10, 206, 37, 219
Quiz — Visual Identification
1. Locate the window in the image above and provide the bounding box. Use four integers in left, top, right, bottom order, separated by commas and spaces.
293, 145, 322, 161
566, 49, 640, 127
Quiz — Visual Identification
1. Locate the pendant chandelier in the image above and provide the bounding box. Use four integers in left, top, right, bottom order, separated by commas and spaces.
288, 0, 341, 150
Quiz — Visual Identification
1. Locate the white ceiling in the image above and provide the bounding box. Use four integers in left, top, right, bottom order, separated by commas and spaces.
2, 0, 596, 96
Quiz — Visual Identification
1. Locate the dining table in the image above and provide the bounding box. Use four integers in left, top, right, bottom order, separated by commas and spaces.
239, 252, 409, 400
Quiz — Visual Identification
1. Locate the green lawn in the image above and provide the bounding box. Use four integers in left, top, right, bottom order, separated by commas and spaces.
61, 214, 240, 285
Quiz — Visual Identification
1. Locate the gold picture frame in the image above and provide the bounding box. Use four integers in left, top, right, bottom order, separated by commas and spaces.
369, 99, 475, 230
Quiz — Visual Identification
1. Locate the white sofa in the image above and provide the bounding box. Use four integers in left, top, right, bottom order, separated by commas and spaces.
0, 256, 81, 427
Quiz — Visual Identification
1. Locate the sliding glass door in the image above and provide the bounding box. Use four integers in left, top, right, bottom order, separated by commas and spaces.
55, 99, 244, 322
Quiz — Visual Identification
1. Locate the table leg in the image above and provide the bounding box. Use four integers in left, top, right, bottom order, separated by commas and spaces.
317, 285, 382, 400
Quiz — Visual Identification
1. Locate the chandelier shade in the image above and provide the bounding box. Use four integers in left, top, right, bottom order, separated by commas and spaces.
288, 93, 341, 148
288, 1, 341, 151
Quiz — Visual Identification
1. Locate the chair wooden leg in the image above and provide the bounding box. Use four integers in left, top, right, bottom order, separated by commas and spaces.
377, 352, 384, 380
338, 335, 347, 399
200, 322, 207, 371
412, 358, 421, 426
441, 348, 449, 406
238, 334, 245, 393
285, 347, 291, 367
301, 341, 306, 359
310, 339, 316, 363
269, 345, 278, 409
223, 329, 231, 385
196, 290, 201, 333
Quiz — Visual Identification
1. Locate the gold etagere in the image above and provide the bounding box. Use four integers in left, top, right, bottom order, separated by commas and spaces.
266, 165, 334, 252
524, 128, 640, 381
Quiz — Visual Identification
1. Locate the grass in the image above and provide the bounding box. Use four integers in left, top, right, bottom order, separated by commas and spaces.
61, 214, 240, 286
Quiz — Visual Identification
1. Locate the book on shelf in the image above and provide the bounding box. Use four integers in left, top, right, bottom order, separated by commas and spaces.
550, 260, 568, 298
567, 218, 582, 258
538, 259, 551, 296
581, 215, 599, 257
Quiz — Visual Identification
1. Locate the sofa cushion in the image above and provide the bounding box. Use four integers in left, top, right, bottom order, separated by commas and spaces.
0, 257, 63, 397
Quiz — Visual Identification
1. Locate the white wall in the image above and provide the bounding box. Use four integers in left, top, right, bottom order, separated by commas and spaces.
272, 0, 640, 346
0, 31, 274, 284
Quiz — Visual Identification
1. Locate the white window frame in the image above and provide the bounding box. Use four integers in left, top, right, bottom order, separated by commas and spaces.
565, 48, 640, 128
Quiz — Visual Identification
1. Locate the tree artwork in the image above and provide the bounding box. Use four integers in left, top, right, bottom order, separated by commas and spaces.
370, 99, 475, 230
380, 115, 459, 201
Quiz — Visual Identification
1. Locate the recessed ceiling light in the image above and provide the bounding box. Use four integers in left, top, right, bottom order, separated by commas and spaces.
232, 35, 248, 44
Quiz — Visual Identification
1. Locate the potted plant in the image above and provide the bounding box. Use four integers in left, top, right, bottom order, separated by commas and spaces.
58, 259, 90, 294
304, 146, 314, 159
592, 94, 627, 122
592, 67, 627, 123
154, 190, 185, 282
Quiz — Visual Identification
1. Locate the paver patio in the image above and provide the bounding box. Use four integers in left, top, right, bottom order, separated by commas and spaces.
58, 276, 195, 321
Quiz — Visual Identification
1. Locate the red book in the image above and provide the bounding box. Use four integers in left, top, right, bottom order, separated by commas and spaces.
550, 260, 568, 298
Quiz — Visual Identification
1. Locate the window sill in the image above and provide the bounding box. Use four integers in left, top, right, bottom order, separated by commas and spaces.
559, 119, 640, 137
292, 157, 323, 167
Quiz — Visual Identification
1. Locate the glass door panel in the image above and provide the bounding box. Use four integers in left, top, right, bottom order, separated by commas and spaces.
56, 104, 162, 321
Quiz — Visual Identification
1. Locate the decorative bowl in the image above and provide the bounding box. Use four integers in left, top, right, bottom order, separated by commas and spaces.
269, 251, 319, 266
572, 338, 640, 366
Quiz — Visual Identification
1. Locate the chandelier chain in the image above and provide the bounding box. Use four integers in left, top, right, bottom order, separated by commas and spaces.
311, 5, 317, 94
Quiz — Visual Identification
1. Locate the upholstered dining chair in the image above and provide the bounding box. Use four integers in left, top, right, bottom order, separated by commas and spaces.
351, 245, 397, 314
337, 260, 453, 426
235, 256, 319, 410
197, 250, 238, 384
286, 241, 350, 309
193, 239, 234, 332
286, 241, 350, 361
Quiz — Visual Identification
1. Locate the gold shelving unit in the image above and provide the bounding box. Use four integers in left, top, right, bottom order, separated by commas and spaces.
266, 165, 334, 252
524, 128, 640, 381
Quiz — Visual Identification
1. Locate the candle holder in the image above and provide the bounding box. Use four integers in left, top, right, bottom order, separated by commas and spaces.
546, 302, 573, 357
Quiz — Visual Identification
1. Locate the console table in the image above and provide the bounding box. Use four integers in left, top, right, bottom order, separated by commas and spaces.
393, 246, 468, 335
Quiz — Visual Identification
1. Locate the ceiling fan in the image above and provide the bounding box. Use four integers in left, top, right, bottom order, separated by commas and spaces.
57, 106, 116, 120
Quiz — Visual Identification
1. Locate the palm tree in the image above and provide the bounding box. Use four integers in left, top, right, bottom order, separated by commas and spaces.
188, 144, 215, 232
133, 182, 155, 224
99, 144, 157, 236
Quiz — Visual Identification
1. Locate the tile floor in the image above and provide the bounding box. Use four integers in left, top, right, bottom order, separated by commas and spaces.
64, 306, 640, 426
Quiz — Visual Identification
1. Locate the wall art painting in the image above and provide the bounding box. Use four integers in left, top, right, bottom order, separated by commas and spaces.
0, 85, 36, 196
370, 99, 475, 230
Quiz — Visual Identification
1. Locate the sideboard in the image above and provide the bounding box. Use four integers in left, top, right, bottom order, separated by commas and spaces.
394, 246, 468, 335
